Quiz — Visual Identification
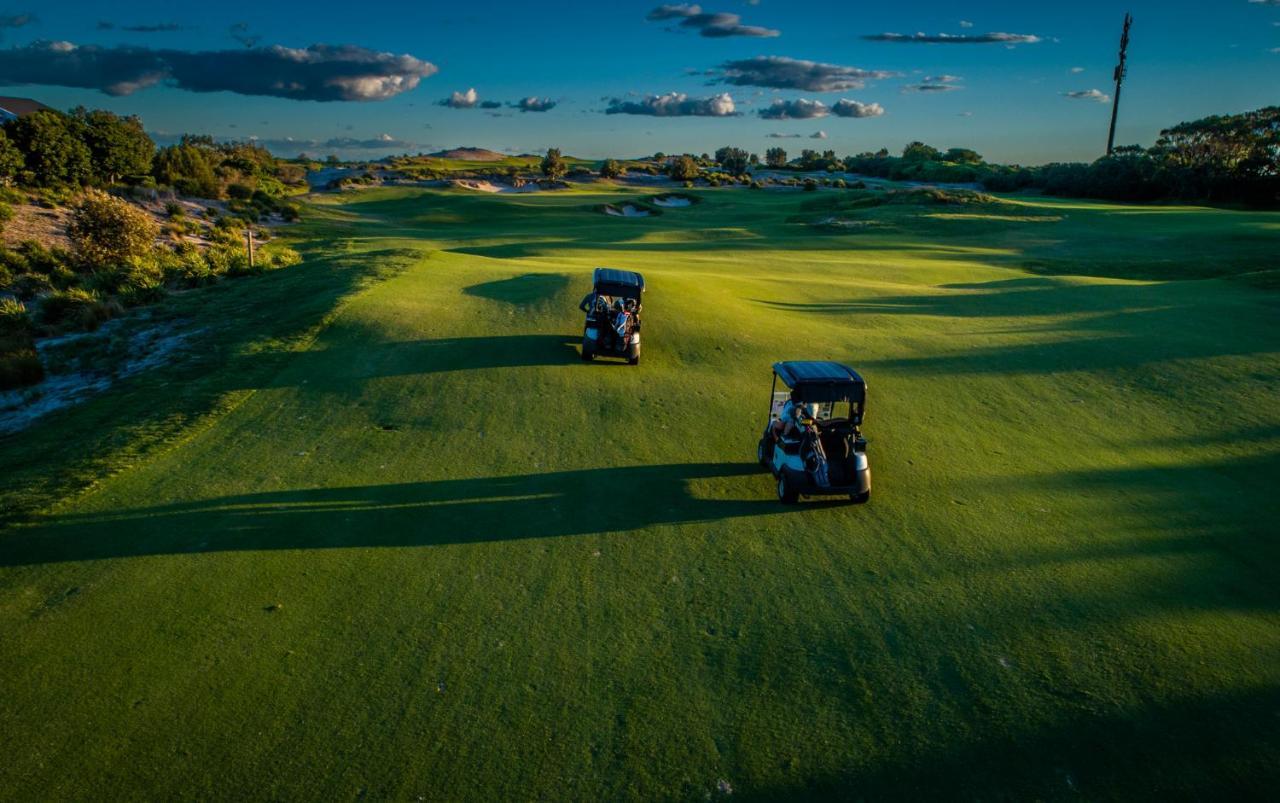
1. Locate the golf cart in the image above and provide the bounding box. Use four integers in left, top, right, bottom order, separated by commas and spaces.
757, 361, 870, 504
580, 267, 644, 365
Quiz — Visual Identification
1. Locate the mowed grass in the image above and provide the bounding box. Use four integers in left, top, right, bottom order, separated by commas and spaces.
1, 185, 1278, 800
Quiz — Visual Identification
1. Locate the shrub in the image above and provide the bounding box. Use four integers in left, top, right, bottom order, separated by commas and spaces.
204, 245, 249, 276
599, 159, 625, 179
164, 201, 185, 218
803, 178, 818, 191
266, 246, 302, 269
226, 183, 254, 200
0, 298, 43, 389
668, 155, 700, 182
35, 288, 119, 332
67, 190, 159, 270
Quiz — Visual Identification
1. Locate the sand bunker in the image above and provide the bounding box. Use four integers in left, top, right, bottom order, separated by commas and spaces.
652, 195, 692, 208
452, 180, 540, 194
603, 204, 651, 218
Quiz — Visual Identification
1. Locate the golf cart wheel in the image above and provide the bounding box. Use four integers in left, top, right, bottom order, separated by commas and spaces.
628, 355, 640, 366
581, 348, 594, 361
777, 475, 799, 504
850, 491, 870, 505
756, 438, 771, 468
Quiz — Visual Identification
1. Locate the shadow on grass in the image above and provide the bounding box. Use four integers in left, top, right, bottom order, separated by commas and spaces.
0, 462, 800, 566
462, 273, 571, 305
0, 246, 428, 528
755, 278, 1275, 375
249, 334, 586, 390
731, 685, 1280, 800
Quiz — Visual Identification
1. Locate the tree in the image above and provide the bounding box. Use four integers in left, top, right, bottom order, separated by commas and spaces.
902, 142, 943, 163
6, 111, 93, 187
599, 158, 625, 179
326, 154, 341, 165
943, 147, 983, 165
667, 155, 700, 182
153, 143, 220, 198
67, 189, 159, 268
765, 147, 788, 168
714, 146, 750, 175
0, 129, 23, 185
541, 148, 567, 179
72, 108, 155, 185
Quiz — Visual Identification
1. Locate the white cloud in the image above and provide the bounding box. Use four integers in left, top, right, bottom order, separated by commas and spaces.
1063, 88, 1110, 103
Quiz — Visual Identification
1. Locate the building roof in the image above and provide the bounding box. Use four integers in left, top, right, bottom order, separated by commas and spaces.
0, 97, 52, 117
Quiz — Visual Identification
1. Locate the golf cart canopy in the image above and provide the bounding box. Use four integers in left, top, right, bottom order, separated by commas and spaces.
773, 361, 867, 407
593, 268, 645, 299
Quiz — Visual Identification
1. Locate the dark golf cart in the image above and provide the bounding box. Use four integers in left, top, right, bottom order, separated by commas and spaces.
757, 361, 870, 504
579, 268, 644, 365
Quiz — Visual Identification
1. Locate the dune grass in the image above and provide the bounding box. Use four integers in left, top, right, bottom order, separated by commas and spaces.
0, 185, 1277, 801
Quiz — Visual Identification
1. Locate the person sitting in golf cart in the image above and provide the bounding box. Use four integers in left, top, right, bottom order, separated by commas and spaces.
770, 392, 832, 485
579, 292, 611, 314
771, 390, 816, 442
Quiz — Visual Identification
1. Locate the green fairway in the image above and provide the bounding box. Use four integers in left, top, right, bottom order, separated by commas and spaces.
1, 185, 1278, 800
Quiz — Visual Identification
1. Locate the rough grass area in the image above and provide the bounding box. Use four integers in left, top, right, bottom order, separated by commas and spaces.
0, 186, 1277, 801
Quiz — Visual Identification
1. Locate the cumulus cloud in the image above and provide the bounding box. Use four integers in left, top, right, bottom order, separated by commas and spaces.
512, 96, 556, 112
810, 130, 827, 139
1070, 66, 1085, 73
831, 99, 884, 117
439, 87, 479, 108
0, 13, 33, 34
863, 31, 1042, 44
319, 133, 417, 150
902, 83, 962, 92
0, 40, 438, 101
604, 91, 737, 116
716, 56, 899, 92
1247, 0, 1280, 5
959, 20, 974, 28
766, 132, 802, 138
925, 74, 962, 83
646, 4, 779, 37
229, 22, 260, 48
758, 97, 828, 119
1063, 88, 1110, 103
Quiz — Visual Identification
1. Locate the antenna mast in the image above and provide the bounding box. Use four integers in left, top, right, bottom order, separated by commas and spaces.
1106, 13, 1133, 156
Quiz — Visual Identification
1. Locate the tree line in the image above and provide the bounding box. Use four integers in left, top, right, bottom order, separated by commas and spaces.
624, 106, 1279, 207
0, 107, 306, 201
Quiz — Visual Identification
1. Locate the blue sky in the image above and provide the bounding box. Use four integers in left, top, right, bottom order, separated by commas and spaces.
2, 0, 1278, 163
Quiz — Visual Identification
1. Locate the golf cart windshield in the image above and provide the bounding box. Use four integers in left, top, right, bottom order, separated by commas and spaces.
771, 361, 867, 425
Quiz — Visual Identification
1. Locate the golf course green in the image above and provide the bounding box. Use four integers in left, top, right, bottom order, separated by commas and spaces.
1, 184, 1278, 800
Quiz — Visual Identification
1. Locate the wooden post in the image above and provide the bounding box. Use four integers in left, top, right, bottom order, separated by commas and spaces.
246, 227, 255, 269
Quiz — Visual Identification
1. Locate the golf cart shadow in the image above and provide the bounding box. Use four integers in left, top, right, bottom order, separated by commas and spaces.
2, 463, 806, 566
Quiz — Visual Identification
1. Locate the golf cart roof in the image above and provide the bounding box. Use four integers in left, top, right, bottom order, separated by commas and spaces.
593, 268, 645, 297
773, 361, 866, 405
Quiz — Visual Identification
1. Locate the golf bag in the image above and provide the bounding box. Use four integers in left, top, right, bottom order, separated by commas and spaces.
800, 426, 831, 488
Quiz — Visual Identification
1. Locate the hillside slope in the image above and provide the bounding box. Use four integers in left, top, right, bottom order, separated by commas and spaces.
1, 186, 1277, 800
